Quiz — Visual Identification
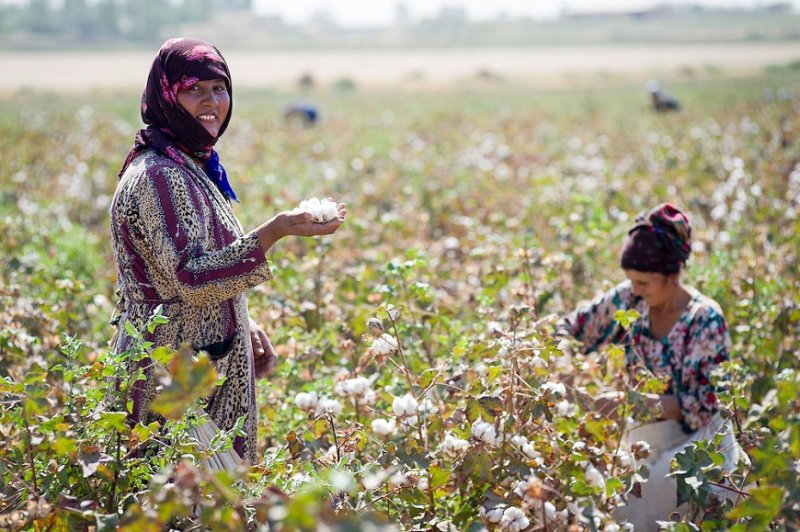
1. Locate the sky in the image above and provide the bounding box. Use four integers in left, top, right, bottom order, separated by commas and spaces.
252, 0, 800, 27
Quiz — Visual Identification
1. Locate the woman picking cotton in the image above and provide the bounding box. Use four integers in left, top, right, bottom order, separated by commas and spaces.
110, 38, 346, 464
558, 203, 747, 530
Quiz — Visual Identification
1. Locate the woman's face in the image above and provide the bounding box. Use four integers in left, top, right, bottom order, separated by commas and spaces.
624, 269, 675, 307
176, 78, 230, 138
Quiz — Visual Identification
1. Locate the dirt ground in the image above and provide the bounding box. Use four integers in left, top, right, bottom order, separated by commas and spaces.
2, 42, 799, 92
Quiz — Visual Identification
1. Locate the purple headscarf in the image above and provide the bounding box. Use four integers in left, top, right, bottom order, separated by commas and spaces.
119, 38, 238, 201
620, 202, 692, 274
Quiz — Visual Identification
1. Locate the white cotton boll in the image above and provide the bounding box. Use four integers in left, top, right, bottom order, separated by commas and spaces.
530, 355, 547, 368
471, 420, 497, 446
388, 471, 408, 488
294, 391, 318, 411
392, 393, 418, 417
542, 502, 557, 523
632, 440, 651, 459
604, 524, 621, 532
511, 435, 528, 448
617, 451, 634, 468
585, 465, 606, 490
419, 397, 437, 414
362, 389, 377, 405
480, 505, 506, 524
556, 400, 576, 417
297, 197, 338, 223
417, 476, 429, 491
522, 443, 541, 462
443, 434, 470, 456
371, 418, 397, 437
317, 398, 342, 417
402, 415, 419, 428
371, 334, 398, 355
542, 381, 567, 397
500, 506, 530, 531
335, 376, 370, 397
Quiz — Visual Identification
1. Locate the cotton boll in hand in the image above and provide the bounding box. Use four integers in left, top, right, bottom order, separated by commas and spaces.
297, 197, 339, 223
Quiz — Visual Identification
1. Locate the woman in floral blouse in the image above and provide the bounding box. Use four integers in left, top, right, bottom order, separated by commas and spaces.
110, 38, 346, 463
559, 203, 746, 530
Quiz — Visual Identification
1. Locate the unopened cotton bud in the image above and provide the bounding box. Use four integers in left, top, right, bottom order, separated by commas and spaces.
632, 440, 651, 460
367, 318, 384, 335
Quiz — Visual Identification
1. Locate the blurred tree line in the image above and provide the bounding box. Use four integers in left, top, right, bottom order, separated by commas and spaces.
0, 0, 250, 43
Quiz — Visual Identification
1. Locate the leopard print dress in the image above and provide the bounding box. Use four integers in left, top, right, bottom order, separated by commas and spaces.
110, 148, 271, 463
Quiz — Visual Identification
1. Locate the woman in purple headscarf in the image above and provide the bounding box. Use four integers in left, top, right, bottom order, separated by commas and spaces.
558, 203, 746, 529
110, 38, 346, 463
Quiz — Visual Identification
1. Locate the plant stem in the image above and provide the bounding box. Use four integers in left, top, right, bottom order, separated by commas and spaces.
107, 432, 121, 513
328, 415, 341, 463
22, 418, 39, 495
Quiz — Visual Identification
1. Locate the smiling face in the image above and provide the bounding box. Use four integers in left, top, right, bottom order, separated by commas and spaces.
624, 269, 675, 307
176, 78, 230, 138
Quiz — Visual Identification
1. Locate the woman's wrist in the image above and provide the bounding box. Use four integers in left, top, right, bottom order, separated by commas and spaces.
255, 217, 284, 253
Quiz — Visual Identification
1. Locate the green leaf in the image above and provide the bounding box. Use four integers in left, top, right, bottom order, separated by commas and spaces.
96, 513, 120, 532
418, 368, 438, 388
613, 309, 641, 330
98, 411, 129, 433
429, 463, 451, 490
150, 346, 174, 366
149, 344, 218, 419
727, 485, 785, 530
465, 398, 481, 423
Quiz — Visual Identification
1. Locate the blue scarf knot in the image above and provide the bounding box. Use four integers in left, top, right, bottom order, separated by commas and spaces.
204, 151, 239, 203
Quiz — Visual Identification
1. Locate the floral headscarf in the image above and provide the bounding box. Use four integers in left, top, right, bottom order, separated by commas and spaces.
620, 202, 692, 274
119, 37, 237, 201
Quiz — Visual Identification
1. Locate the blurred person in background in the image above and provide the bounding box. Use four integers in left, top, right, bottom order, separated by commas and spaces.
110, 38, 346, 464
558, 203, 747, 530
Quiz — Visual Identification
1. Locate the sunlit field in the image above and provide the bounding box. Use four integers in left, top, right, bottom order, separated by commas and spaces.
1, 70, 799, 530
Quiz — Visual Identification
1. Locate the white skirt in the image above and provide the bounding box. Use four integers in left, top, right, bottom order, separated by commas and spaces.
613, 415, 748, 531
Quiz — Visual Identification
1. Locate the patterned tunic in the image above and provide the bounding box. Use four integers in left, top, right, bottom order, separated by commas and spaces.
561, 281, 730, 432
110, 148, 271, 462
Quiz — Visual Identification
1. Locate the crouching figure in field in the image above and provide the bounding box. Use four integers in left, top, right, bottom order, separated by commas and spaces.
557, 202, 748, 530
